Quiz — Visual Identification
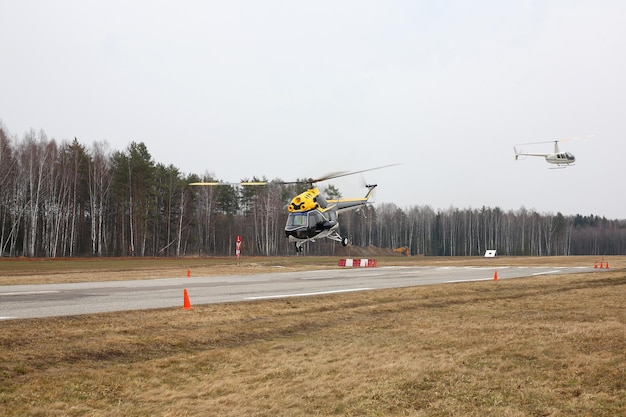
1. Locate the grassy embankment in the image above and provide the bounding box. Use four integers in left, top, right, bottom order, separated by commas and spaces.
0, 256, 624, 416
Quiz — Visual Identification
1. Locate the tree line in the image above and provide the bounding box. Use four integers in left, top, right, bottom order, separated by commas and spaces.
1, 125, 625, 257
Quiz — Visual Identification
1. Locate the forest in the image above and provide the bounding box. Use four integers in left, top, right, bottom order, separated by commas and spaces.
1, 125, 625, 257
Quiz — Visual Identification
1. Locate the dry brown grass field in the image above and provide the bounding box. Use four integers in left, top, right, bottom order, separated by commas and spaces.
1, 255, 625, 416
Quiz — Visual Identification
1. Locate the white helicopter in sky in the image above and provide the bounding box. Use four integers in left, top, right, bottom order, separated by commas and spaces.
514, 136, 592, 168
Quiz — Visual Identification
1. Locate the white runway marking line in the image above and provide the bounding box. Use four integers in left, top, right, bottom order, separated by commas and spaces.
301, 274, 383, 280
246, 288, 373, 300
0, 317, 17, 320
0, 290, 60, 296
463, 266, 510, 270
446, 278, 492, 283
531, 269, 563, 276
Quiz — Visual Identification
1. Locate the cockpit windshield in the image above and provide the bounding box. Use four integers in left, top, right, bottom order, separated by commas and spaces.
286, 212, 308, 228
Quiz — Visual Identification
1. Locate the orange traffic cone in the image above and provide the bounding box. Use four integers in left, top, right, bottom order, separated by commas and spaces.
183, 289, 192, 310
187, 268, 191, 277
594, 261, 598, 269
605, 262, 609, 269
493, 270, 498, 281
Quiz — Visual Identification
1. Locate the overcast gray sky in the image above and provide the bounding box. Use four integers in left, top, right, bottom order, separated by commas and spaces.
1, 1, 624, 219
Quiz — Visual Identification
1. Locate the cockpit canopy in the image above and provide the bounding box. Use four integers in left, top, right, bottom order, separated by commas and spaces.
557, 152, 575, 160
285, 211, 327, 230
286, 212, 309, 228
285, 210, 337, 239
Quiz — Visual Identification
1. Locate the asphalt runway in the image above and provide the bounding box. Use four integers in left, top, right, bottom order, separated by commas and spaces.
0, 265, 595, 320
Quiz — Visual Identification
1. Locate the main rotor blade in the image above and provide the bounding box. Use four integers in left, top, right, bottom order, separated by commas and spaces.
190, 164, 401, 187
189, 181, 268, 186
559, 134, 595, 143
516, 134, 595, 146
189, 182, 223, 186
240, 181, 268, 186
308, 164, 401, 184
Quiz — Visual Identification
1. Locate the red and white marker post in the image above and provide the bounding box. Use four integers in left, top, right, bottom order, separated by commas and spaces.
236, 235, 242, 261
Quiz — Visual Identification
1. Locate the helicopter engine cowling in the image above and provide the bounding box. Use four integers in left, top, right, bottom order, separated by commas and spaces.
288, 188, 327, 212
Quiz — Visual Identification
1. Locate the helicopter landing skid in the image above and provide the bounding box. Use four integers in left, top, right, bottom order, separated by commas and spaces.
295, 241, 306, 253
327, 232, 349, 247
293, 233, 349, 253
549, 165, 571, 169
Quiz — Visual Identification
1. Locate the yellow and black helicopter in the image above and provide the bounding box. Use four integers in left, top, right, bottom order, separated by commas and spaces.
190, 165, 396, 252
